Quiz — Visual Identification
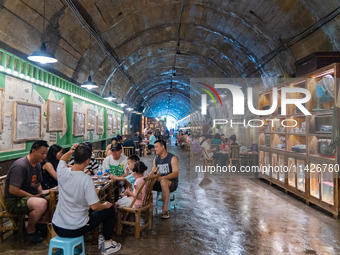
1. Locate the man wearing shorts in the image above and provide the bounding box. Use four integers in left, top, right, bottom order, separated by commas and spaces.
151, 140, 179, 219
4, 140, 49, 244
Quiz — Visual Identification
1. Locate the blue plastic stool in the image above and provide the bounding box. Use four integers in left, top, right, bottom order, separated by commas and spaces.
48, 235, 85, 255
156, 191, 176, 209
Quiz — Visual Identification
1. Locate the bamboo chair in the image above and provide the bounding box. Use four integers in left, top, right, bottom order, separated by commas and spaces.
0, 175, 25, 243
117, 173, 160, 238
229, 145, 241, 167
123, 146, 135, 157
93, 150, 105, 158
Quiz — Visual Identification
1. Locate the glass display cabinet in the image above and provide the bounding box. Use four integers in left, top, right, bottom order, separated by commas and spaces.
258, 63, 340, 217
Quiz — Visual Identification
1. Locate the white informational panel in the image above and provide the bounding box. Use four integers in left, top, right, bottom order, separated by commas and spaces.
97, 115, 104, 135
13, 101, 41, 142
112, 113, 117, 134
117, 114, 121, 134
73, 112, 85, 136
47, 99, 64, 132
107, 113, 112, 130
0, 88, 3, 132
87, 109, 95, 130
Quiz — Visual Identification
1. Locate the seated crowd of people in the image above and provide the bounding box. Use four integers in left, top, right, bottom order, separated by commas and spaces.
179, 131, 239, 166
3, 132, 178, 254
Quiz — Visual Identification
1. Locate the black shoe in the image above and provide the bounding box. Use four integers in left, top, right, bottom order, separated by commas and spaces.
27, 231, 44, 244
36, 223, 48, 237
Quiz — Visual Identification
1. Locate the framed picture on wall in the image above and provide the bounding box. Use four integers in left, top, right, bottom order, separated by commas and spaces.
87, 109, 95, 130
13, 101, 41, 142
112, 113, 116, 133
117, 114, 121, 134
107, 113, 112, 130
47, 99, 64, 132
73, 112, 85, 136
97, 115, 104, 134
0, 88, 3, 132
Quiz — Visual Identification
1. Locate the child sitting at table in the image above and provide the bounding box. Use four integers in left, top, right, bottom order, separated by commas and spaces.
110, 155, 139, 190
116, 161, 148, 208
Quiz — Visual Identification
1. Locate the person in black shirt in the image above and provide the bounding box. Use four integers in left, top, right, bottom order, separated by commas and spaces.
151, 140, 179, 219
41, 144, 64, 190
229, 134, 238, 145
4, 140, 49, 244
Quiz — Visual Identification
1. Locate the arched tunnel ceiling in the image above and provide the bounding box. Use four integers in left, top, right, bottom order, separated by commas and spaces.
1, 0, 340, 120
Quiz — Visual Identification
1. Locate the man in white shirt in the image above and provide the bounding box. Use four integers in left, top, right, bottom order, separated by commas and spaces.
201, 135, 215, 158
201, 135, 224, 165
102, 143, 128, 176
52, 143, 121, 254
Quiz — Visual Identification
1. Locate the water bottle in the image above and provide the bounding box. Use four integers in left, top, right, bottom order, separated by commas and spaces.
98, 234, 104, 249
98, 164, 102, 181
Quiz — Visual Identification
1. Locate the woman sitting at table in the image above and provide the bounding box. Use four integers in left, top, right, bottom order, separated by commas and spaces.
116, 161, 148, 208
41, 144, 64, 190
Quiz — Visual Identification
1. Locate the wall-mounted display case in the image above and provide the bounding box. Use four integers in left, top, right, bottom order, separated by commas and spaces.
258, 63, 340, 217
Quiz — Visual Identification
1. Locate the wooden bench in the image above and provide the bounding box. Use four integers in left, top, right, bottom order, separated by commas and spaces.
0, 175, 25, 243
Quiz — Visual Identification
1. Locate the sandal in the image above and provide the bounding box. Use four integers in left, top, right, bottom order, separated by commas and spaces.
160, 210, 169, 219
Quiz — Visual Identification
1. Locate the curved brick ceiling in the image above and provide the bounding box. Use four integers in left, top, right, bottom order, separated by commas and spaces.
1, 0, 340, 120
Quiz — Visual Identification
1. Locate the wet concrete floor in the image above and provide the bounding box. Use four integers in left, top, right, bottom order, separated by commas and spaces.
1, 141, 340, 254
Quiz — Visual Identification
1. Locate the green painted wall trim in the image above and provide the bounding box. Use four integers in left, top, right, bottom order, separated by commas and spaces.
0, 48, 125, 162
0, 48, 122, 112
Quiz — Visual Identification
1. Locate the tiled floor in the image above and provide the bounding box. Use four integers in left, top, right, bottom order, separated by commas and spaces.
1, 140, 340, 254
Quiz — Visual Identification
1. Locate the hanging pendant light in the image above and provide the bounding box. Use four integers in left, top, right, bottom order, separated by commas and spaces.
126, 107, 134, 111
28, 0, 57, 64
118, 100, 127, 107
81, 35, 98, 89
104, 91, 116, 101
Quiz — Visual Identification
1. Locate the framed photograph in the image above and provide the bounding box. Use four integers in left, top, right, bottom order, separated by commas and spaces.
0, 88, 3, 132
97, 115, 104, 134
73, 112, 85, 136
107, 113, 112, 130
117, 114, 121, 134
13, 101, 41, 142
112, 113, 117, 133
87, 109, 95, 130
47, 99, 64, 132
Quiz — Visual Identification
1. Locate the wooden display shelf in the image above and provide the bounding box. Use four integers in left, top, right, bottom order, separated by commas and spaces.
309, 133, 332, 137
258, 63, 340, 218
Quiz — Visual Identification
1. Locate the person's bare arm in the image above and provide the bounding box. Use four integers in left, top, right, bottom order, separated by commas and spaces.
160, 156, 179, 180
90, 201, 113, 211
44, 162, 57, 180
148, 158, 158, 176
105, 144, 111, 157
60, 144, 78, 163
